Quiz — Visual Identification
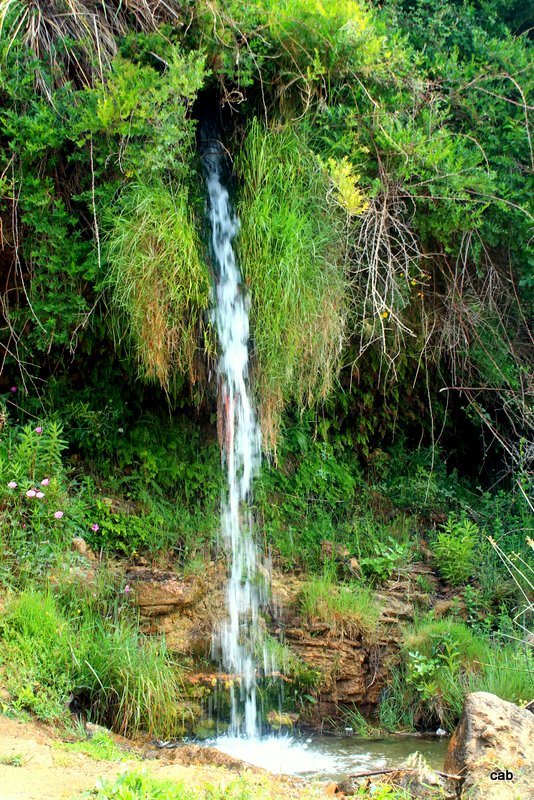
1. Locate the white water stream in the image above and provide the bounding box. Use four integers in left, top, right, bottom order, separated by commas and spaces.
204, 130, 273, 738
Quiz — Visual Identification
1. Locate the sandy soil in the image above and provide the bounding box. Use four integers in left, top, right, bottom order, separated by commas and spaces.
0, 716, 322, 800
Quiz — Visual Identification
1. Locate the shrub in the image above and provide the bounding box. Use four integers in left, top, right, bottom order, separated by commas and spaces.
432, 515, 479, 585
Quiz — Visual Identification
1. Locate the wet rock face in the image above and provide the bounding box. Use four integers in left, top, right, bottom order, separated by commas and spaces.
445, 691, 534, 799
282, 624, 389, 717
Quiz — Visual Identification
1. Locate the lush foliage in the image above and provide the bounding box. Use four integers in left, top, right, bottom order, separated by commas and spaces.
379, 615, 534, 731
0, 0, 532, 748
236, 120, 348, 445
0, 589, 187, 736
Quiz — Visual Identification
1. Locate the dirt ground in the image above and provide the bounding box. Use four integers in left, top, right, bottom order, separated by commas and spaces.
0, 716, 323, 800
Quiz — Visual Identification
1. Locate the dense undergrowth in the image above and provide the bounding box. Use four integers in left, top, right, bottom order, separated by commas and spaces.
0, 402, 531, 737
0, 0, 532, 763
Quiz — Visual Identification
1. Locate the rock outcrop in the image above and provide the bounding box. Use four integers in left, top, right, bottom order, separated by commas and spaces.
126, 568, 207, 617
444, 691, 534, 798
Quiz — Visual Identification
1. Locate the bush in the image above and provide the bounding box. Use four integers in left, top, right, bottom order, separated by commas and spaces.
432, 515, 479, 585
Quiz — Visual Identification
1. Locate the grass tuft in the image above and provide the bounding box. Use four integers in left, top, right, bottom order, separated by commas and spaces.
106, 180, 212, 395
0, 589, 188, 738
236, 120, 348, 448
300, 572, 380, 637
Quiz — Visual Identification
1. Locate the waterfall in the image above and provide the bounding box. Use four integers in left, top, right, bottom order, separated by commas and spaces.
203, 125, 271, 739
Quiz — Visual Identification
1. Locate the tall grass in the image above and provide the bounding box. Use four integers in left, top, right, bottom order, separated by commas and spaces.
106, 180, 212, 394
381, 614, 534, 731
300, 571, 380, 637
0, 589, 187, 737
236, 120, 348, 447
79, 619, 185, 738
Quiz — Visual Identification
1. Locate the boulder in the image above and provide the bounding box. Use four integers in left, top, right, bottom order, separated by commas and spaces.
444, 691, 534, 798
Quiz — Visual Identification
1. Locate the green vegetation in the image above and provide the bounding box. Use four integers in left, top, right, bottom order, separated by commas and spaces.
81, 770, 322, 799
107, 180, 212, 393
300, 571, 380, 637
0, 589, 187, 737
0, 753, 24, 766
0, 0, 532, 759
432, 516, 480, 585
58, 730, 132, 762
236, 121, 347, 445
379, 615, 533, 731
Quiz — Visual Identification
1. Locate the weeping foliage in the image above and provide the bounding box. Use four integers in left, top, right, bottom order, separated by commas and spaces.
236, 120, 349, 448
106, 181, 212, 394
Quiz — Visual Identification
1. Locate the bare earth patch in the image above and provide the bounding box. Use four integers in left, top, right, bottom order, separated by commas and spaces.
0, 716, 321, 800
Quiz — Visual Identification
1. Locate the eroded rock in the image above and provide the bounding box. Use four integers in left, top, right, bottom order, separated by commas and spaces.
444, 691, 534, 799
127, 568, 206, 617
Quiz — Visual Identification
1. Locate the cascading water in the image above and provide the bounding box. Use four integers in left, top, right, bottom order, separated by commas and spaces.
202, 124, 274, 739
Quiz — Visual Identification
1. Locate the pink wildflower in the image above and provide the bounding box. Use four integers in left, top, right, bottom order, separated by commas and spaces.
35, 491, 45, 499
35, 426, 43, 434
9, 386, 17, 393
124, 585, 131, 594
7, 481, 17, 489
53, 510, 64, 519
90, 523, 99, 532
26, 489, 36, 498
41, 478, 50, 486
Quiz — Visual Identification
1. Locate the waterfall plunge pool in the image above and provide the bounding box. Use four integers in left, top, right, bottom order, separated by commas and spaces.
211, 734, 448, 781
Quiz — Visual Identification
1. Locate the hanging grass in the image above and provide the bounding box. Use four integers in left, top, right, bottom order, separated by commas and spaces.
106, 180, 212, 395
236, 120, 348, 448
0, 0, 185, 89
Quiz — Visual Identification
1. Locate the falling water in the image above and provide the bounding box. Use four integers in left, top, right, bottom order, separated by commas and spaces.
203, 125, 272, 739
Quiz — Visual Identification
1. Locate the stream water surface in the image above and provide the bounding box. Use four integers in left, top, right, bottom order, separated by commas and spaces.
212, 734, 448, 780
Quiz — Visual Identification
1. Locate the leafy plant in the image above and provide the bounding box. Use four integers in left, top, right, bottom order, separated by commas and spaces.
360, 539, 409, 583
433, 515, 479, 585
